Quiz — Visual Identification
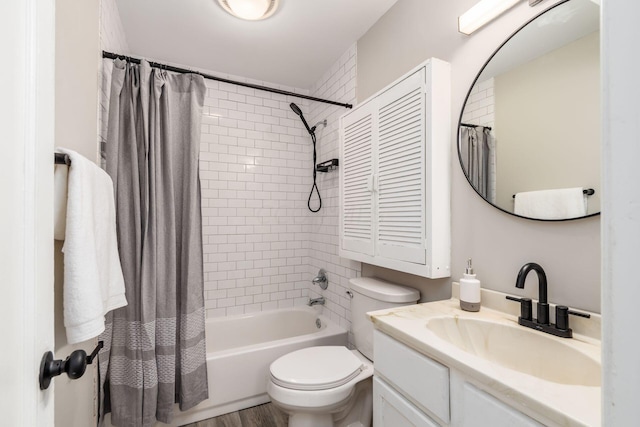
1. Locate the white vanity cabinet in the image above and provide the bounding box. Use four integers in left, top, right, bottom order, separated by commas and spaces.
339, 58, 451, 279
373, 330, 548, 427
452, 377, 545, 427
373, 377, 440, 427
373, 330, 449, 426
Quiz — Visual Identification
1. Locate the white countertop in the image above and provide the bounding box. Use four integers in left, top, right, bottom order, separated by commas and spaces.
367, 284, 601, 427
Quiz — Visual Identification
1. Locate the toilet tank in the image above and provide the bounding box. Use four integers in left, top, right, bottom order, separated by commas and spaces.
349, 277, 420, 360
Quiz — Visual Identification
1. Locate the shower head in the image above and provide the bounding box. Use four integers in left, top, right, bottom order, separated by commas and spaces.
290, 102, 303, 117
290, 102, 314, 135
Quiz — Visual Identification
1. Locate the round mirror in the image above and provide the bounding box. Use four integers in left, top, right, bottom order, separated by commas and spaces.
458, 0, 600, 221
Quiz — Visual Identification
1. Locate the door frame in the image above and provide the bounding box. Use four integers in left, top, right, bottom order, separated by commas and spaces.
0, 0, 56, 425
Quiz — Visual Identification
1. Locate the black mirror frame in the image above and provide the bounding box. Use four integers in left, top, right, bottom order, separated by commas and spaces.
457, 0, 601, 222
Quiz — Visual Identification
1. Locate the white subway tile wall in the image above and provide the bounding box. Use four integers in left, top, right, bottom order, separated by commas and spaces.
460, 77, 496, 203
307, 44, 361, 342
200, 45, 360, 332
99, 3, 361, 340
200, 78, 317, 317
461, 77, 494, 127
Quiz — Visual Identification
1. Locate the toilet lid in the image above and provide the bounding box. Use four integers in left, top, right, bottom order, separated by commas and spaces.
270, 346, 364, 391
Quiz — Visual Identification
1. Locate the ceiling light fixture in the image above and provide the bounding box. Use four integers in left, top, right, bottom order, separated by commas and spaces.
458, 0, 521, 35
218, 0, 279, 21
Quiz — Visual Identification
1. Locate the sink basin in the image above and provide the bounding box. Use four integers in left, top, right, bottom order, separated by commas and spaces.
426, 316, 600, 386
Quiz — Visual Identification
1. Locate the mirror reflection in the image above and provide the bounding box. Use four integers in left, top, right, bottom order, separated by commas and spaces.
458, 0, 600, 221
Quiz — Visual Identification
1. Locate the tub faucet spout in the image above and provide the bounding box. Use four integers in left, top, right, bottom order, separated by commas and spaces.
308, 297, 325, 307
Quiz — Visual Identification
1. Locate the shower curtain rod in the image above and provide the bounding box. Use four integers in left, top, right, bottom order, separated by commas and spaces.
102, 51, 353, 109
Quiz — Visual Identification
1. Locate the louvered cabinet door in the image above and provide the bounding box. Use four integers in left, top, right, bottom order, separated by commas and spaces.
338, 58, 450, 278
340, 101, 377, 256
376, 70, 426, 264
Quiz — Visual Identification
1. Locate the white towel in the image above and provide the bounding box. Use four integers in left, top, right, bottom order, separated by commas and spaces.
57, 148, 128, 344
514, 187, 587, 220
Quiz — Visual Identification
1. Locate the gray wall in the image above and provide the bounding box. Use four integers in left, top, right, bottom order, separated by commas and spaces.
494, 32, 600, 213
54, 0, 100, 425
357, 0, 600, 313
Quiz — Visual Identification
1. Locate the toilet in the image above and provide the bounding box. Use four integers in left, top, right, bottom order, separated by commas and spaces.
267, 277, 420, 427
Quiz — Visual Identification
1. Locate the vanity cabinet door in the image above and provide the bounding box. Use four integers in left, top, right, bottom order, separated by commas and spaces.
460, 382, 544, 427
373, 377, 440, 427
374, 330, 450, 424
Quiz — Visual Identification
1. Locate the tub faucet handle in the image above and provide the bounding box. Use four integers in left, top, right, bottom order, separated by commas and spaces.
312, 269, 328, 290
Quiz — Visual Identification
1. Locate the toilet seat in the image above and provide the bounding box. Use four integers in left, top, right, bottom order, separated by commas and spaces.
270, 346, 364, 391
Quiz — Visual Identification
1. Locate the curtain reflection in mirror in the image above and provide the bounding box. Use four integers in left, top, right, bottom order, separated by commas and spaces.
460, 126, 496, 203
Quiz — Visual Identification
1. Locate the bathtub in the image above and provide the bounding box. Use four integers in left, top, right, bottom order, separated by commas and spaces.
170, 306, 347, 426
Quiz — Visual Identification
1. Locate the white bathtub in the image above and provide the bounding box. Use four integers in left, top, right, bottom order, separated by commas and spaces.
170, 306, 347, 426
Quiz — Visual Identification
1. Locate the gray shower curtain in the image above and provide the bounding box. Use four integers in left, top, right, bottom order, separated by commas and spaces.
460, 126, 495, 202
98, 59, 208, 427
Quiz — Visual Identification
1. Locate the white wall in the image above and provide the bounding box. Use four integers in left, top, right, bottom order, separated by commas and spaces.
602, 0, 640, 423
358, 0, 601, 313
54, 0, 100, 426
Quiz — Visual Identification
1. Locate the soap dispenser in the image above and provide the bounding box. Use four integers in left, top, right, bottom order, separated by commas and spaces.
460, 258, 481, 312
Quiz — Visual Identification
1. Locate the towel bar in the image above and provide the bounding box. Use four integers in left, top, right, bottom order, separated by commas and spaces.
512, 188, 595, 198
54, 153, 71, 166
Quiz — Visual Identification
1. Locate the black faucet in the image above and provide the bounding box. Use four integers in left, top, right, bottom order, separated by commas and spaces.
506, 262, 590, 338
515, 262, 549, 325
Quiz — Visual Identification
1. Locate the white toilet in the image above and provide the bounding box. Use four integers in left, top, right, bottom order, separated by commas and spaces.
267, 277, 420, 427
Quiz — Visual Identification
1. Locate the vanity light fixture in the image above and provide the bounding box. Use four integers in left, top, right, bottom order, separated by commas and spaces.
218, 0, 279, 21
458, 0, 521, 35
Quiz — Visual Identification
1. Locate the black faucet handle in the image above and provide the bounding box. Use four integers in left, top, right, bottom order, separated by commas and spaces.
555, 306, 591, 331
568, 309, 591, 319
506, 296, 533, 321
555, 306, 570, 330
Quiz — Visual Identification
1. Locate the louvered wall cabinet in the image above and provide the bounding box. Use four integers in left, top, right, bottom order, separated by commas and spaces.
339, 58, 451, 279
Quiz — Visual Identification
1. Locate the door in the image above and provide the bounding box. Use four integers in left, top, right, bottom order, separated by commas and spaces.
340, 100, 377, 256
375, 69, 427, 265
0, 1, 56, 426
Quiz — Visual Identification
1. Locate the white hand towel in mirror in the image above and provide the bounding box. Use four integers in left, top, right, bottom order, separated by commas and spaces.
514, 187, 587, 220
57, 148, 127, 344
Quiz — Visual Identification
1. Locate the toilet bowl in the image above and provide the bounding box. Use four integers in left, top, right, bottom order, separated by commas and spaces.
267, 277, 420, 427
267, 346, 373, 427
